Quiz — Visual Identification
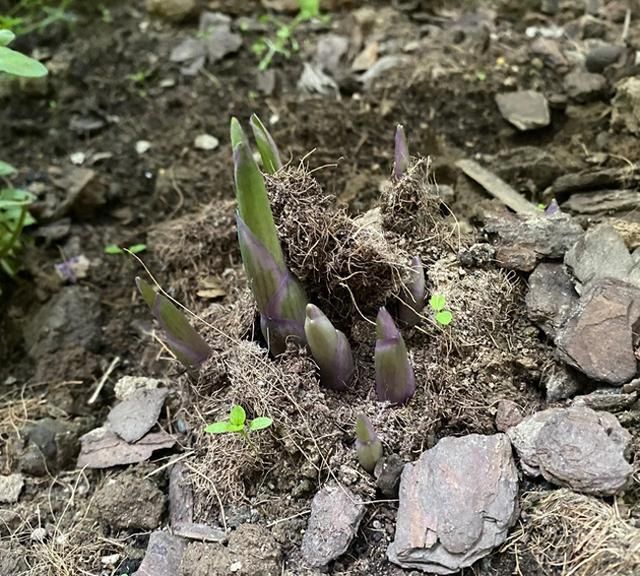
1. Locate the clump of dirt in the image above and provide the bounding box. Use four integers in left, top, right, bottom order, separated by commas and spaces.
509, 489, 640, 576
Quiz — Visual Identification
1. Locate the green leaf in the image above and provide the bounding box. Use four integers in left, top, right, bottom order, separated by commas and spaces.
435, 310, 453, 326
0, 30, 15, 47
429, 293, 446, 312
249, 417, 273, 431
298, 0, 320, 19
0, 161, 16, 175
229, 404, 246, 427
204, 421, 232, 434
104, 244, 123, 254
0, 46, 48, 77
230, 116, 248, 149
128, 243, 147, 254
226, 422, 245, 433
250, 114, 282, 175
135, 277, 156, 307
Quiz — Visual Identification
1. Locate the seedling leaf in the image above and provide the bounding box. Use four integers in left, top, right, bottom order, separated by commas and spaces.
229, 404, 246, 427
0, 161, 16, 176
429, 293, 446, 312
104, 244, 123, 254
226, 422, 245, 433
0, 30, 15, 47
0, 46, 48, 77
435, 310, 453, 326
249, 417, 273, 431
128, 243, 147, 254
204, 421, 231, 434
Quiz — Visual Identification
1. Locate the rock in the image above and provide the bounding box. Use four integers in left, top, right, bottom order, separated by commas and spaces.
458, 242, 495, 267
170, 37, 206, 63
552, 166, 640, 197
495, 399, 524, 431
23, 286, 101, 359
585, 43, 624, 73
107, 388, 169, 443
0, 474, 24, 503
526, 263, 578, 338
543, 365, 582, 402
612, 77, 640, 135
563, 189, 640, 215
484, 212, 583, 266
301, 483, 365, 568
77, 427, 176, 469
114, 376, 160, 401
134, 531, 186, 576
572, 388, 638, 411
530, 37, 567, 68
0, 543, 28, 575
374, 454, 404, 497
388, 434, 518, 574
314, 34, 349, 75
194, 134, 219, 151
145, 0, 196, 22
495, 90, 550, 131
19, 418, 80, 476
564, 69, 607, 103
493, 146, 564, 192
507, 406, 632, 495
495, 245, 538, 272
556, 278, 640, 384
136, 140, 152, 155
179, 525, 281, 576
565, 224, 640, 289
199, 12, 242, 63
358, 55, 409, 89
94, 471, 165, 530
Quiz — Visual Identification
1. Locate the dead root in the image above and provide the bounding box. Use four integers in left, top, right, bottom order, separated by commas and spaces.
506, 489, 640, 576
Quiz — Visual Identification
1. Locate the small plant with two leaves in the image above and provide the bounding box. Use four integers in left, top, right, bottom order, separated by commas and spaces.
429, 293, 453, 327
0, 29, 47, 284
251, 0, 322, 71
204, 404, 273, 438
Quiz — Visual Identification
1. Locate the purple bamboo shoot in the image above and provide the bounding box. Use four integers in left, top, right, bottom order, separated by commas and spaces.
398, 256, 425, 328
393, 124, 409, 181
355, 414, 383, 473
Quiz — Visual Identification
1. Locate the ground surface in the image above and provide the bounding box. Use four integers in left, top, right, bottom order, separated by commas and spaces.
1, 0, 639, 575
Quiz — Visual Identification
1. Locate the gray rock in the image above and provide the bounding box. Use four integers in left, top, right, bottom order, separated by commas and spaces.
170, 38, 206, 63
563, 189, 640, 215
526, 263, 578, 338
585, 43, 624, 73
458, 242, 495, 267
556, 278, 640, 384
94, 471, 166, 530
572, 388, 638, 411
134, 531, 186, 576
495, 399, 524, 432
114, 376, 161, 401
145, 0, 196, 22
77, 427, 176, 469
507, 406, 632, 495
564, 224, 640, 290
495, 90, 550, 130
484, 212, 583, 264
23, 286, 101, 359
198, 12, 242, 63
612, 77, 640, 135
552, 166, 640, 196
564, 69, 607, 103
543, 364, 582, 402
495, 244, 538, 272
19, 418, 80, 476
387, 434, 519, 574
0, 474, 25, 504
530, 37, 567, 68
493, 146, 564, 191
107, 388, 169, 443
314, 34, 349, 75
301, 483, 365, 568
374, 454, 404, 497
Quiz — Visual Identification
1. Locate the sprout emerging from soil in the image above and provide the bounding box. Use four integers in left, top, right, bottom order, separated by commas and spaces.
393, 124, 409, 181
250, 114, 282, 174
232, 118, 308, 355
375, 307, 415, 404
398, 256, 425, 328
136, 277, 211, 370
355, 414, 383, 473
304, 303, 354, 391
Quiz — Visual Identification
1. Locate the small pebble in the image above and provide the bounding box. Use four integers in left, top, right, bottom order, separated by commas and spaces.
31, 527, 47, 542
194, 134, 220, 151
135, 140, 152, 155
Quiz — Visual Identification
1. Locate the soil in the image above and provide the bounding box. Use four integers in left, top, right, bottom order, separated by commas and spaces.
0, 1, 639, 575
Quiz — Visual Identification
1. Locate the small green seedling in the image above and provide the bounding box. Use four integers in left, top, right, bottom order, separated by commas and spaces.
104, 243, 147, 255
204, 404, 273, 437
429, 293, 453, 327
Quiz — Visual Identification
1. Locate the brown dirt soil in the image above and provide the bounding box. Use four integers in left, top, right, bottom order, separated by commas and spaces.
1, 0, 639, 575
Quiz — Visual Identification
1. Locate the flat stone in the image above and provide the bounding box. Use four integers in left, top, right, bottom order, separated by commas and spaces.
565, 224, 640, 289
94, 471, 166, 530
495, 90, 550, 130
507, 406, 632, 495
564, 69, 607, 103
134, 531, 187, 576
612, 77, 640, 135
495, 244, 538, 271
526, 263, 578, 338
145, 0, 196, 22
495, 399, 524, 432
114, 375, 160, 401
387, 434, 518, 574
374, 454, 404, 498
572, 388, 638, 411
552, 166, 640, 196
543, 364, 582, 402
170, 38, 206, 63
556, 278, 640, 384
19, 418, 80, 476
530, 37, 567, 68
301, 483, 365, 568
198, 11, 242, 63
107, 388, 169, 443
77, 427, 176, 469
585, 43, 624, 73
0, 474, 25, 504
563, 189, 640, 215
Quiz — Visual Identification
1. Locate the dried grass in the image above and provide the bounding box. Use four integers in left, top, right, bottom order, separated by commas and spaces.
507, 489, 640, 576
